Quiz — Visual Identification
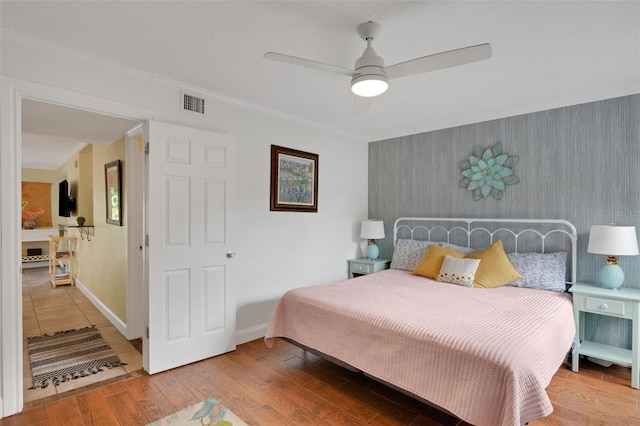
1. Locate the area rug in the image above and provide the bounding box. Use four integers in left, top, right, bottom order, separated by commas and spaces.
149, 398, 247, 425
27, 326, 126, 389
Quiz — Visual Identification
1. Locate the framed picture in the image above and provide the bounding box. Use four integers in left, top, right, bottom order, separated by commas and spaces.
105, 160, 122, 225
270, 145, 318, 212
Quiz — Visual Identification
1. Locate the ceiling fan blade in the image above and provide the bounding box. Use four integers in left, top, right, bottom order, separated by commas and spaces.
385, 43, 492, 79
352, 95, 372, 115
264, 52, 354, 77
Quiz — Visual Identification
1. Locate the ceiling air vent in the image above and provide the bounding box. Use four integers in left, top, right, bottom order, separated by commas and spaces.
182, 92, 205, 114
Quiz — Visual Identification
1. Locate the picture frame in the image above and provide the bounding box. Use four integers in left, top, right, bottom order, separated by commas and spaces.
270, 145, 318, 213
105, 159, 122, 225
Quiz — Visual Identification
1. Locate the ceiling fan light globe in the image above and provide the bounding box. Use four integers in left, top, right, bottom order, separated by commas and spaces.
351, 74, 389, 97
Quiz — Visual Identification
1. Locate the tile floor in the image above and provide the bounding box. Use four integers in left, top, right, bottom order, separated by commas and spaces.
22, 267, 142, 403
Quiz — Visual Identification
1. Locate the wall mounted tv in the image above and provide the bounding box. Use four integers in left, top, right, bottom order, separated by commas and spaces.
58, 179, 76, 217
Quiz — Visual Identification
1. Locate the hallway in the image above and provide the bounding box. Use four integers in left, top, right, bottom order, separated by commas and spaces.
22, 267, 142, 403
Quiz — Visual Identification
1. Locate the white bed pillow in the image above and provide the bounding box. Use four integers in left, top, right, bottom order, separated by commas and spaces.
436, 256, 481, 287
507, 252, 568, 292
442, 242, 477, 255
391, 239, 440, 271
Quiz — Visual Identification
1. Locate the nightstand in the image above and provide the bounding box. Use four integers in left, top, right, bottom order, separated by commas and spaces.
348, 258, 391, 278
569, 282, 640, 388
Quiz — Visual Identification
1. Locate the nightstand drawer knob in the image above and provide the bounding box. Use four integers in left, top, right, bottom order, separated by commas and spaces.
599, 303, 608, 310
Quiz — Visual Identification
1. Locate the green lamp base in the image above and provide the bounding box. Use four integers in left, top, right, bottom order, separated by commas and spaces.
599, 264, 625, 289
366, 243, 380, 260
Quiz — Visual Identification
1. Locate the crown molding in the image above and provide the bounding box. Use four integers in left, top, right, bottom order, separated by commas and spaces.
1, 29, 368, 142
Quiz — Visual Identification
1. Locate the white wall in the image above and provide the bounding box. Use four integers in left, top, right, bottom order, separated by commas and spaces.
0, 33, 368, 416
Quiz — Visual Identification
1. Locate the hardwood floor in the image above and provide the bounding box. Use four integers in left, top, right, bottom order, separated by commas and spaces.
2, 338, 639, 425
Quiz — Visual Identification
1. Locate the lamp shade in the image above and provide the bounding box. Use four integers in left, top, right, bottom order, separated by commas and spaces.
361, 220, 385, 240
587, 226, 639, 256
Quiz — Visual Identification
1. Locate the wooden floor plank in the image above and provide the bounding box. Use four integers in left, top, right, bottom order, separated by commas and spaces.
265, 376, 341, 419
325, 410, 371, 425
75, 388, 119, 425
303, 378, 380, 423
338, 379, 420, 425
147, 370, 201, 412
105, 390, 150, 425
124, 375, 177, 422
257, 353, 318, 386
245, 404, 292, 426
44, 398, 83, 426
286, 406, 336, 425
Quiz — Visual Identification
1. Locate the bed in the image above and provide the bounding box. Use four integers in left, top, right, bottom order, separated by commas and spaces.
265, 218, 578, 426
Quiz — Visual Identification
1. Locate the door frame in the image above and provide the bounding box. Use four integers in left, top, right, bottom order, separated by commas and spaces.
125, 124, 145, 340
0, 77, 152, 417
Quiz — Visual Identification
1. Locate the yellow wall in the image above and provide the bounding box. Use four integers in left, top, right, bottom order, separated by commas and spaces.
23, 139, 128, 323
74, 136, 127, 322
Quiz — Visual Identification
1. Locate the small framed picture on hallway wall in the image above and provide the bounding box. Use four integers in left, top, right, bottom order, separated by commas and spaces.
105, 159, 122, 225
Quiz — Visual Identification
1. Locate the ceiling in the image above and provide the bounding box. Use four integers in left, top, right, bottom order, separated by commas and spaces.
21, 100, 140, 170
2, 1, 639, 169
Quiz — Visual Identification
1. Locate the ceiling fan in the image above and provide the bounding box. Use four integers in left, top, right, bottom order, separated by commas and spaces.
264, 21, 492, 112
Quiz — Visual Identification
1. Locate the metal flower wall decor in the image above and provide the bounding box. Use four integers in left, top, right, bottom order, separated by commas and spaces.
459, 142, 519, 201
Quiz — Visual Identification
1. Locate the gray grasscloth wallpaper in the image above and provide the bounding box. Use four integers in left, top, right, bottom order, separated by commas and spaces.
368, 94, 640, 348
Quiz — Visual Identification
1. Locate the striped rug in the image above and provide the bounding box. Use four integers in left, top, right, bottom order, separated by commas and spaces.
27, 326, 126, 389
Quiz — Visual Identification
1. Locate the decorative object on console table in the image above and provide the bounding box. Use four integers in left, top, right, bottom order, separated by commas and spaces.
587, 225, 639, 289
569, 282, 640, 389
361, 220, 385, 260
57, 224, 66, 237
348, 257, 391, 278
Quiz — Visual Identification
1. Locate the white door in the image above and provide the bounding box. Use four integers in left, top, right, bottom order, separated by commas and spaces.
144, 120, 236, 374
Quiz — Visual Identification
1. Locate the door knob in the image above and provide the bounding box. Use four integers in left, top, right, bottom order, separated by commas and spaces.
226, 251, 236, 258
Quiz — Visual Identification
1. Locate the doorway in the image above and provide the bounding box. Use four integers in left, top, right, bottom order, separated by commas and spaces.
20, 99, 144, 403
3, 83, 237, 418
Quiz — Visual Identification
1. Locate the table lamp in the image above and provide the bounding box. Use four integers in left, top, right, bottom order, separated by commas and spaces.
361, 220, 385, 260
587, 225, 639, 289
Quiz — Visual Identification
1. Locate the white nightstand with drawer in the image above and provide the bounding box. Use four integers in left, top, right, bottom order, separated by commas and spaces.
569, 282, 640, 388
348, 258, 391, 278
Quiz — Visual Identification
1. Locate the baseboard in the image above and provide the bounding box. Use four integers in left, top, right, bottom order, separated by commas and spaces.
69, 282, 266, 349
72, 280, 268, 348
235, 323, 268, 345
74, 278, 128, 337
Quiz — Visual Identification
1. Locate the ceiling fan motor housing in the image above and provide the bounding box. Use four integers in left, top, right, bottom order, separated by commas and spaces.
352, 43, 389, 94
355, 44, 385, 70
351, 51, 389, 97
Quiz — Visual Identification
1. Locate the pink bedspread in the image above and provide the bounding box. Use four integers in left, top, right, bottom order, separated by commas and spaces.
265, 269, 575, 426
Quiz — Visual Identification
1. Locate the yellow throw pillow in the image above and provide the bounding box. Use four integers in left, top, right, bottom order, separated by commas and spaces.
466, 240, 523, 288
412, 244, 466, 279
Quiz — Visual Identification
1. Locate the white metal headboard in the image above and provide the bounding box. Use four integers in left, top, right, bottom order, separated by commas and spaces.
393, 217, 578, 284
